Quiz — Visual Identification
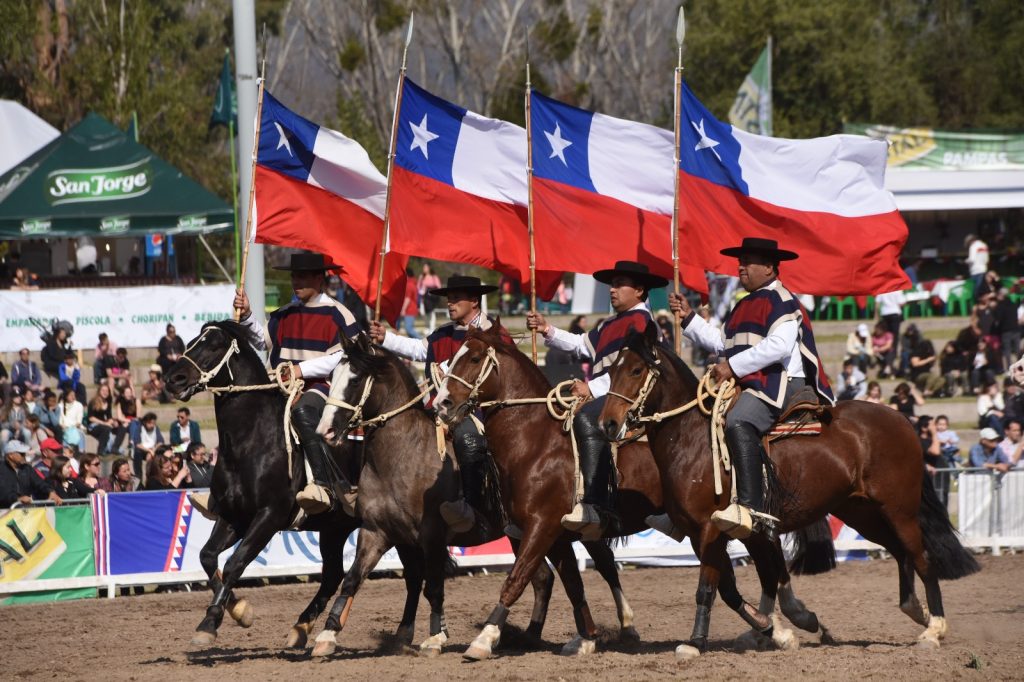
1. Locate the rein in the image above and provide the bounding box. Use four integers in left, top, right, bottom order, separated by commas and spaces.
323, 376, 433, 432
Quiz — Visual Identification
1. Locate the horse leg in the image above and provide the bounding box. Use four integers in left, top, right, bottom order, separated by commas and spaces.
464, 523, 562, 661
191, 509, 281, 647
417, 544, 450, 657
582, 540, 639, 644
888, 513, 948, 648
311, 529, 393, 657
675, 555, 720, 661
514, 535, 556, 643
717, 553, 798, 653
286, 526, 346, 649
394, 544, 426, 646
732, 535, 781, 651
537, 538, 597, 657
197, 519, 239, 629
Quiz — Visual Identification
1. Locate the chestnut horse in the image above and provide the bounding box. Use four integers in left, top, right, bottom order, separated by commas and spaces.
598, 324, 980, 660
435, 325, 837, 660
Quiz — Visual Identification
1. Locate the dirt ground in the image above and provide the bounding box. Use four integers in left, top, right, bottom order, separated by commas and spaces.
5, 554, 1023, 681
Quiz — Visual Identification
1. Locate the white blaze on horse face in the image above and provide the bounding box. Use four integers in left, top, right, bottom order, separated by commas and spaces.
317, 359, 354, 437
434, 343, 471, 416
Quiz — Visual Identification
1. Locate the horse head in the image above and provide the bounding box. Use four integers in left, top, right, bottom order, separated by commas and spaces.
598, 321, 664, 440
165, 320, 262, 401
434, 323, 512, 428
316, 332, 376, 445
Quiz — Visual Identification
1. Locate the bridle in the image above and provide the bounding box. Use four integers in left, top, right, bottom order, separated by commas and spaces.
605, 355, 662, 425
178, 327, 240, 390
442, 345, 500, 409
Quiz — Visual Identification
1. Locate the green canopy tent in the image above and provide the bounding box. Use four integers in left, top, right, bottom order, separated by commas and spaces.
0, 113, 232, 238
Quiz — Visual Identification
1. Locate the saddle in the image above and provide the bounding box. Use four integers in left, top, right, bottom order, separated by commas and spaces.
766, 386, 833, 443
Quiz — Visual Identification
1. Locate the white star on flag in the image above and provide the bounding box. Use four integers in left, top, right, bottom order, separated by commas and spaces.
274, 122, 293, 157
691, 118, 722, 162
409, 114, 439, 159
545, 122, 572, 165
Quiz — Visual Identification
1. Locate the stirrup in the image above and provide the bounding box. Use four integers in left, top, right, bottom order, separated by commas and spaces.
645, 513, 686, 542
296, 483, 335, 515
710, 503, 754, 540
440, 499, 475, 534
188, 492, 218, 522
561, 503, 605, 542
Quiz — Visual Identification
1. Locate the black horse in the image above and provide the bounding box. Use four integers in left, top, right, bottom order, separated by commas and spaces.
165, 321, 420, 648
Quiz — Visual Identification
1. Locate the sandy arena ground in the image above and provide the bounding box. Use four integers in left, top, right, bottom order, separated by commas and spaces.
4, 554, 1023, 680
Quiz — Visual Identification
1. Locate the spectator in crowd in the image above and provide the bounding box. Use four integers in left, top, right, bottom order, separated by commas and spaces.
917, 416, 950, 506
905, 325, 945, 397
934, 415, 961, 467
998, 418, 1023, 468
22, 388, 39, 417
94, 332, 118, 386
58, 351, 86, 404
836, 359, 868, 400
890, 381, 924, 423
876, 290, 906, 369
107, 347, 131, 391
129, 412, 164, 476
57, 388, 85, 451
36, 390, 63, 443
145, 454, 189, 490
1, 386, 33, 446
185, 442, 213, 488
76, 453, 107, 495
964, 234, 989, 293
11, 266, 39, 290
975, 268, 1001, 302
49, 455, 93, 499
994, 287, 1022, 371
969, 338, 998, 393
156, 323, 185, 375
10, 348, 43, 394
903, 258, 922, 286
117, 384, 139, 426
141, 365, 171, 404
954, 317, 982, 370
41, 325, 72, 378
86, 384, 126, 456
400, 266, 421, 339
938, 341, 969, 398
968, 427, 1011, 472
871, 321, 896, 379
1, 440, 61, 507
23, 415, 48, 456
31, 438, 62, 480
977, 380, 1005, 434
858, 380, 884, 404
99, 457, 139, 492
416, 262, 442, 331
169, 407, 201, 448
1005, 377, 1024, 424
844, 323, 873, 373
0, 359, 7, 399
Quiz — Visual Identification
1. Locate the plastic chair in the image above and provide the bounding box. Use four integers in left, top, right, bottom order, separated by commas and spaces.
945, 280, 974, 317
1002, 277, 1023, 305
864, 295, 875, 319
830, 296, 858, 321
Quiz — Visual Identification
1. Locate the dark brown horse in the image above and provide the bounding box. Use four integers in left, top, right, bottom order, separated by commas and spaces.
434, 325, 836, 659
598, 323, 980, 660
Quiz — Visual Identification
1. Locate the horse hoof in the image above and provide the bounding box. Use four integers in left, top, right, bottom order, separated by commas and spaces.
286, 624, 310, 649
619, 626, 641, 644
190, 631, 217, 647
419, 645, 442, 658
916, 634, 940, 650
228, 599, 254, 628
311, 630, 338, 658
819, 626, 836, 645
771, 616, 799, 651
675, 643, 701, 662
463, 624, 500, 661
559, 635, 596, 657
418, 631, 447, 657
463, 644, 491, 661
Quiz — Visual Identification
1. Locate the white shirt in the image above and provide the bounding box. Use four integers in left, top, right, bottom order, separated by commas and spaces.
683, 280, 805, 380
876, 290, 907, 316
140, 425, 158, 449
967, 239, 989, 276
381, 312, 487, 375
242, 293, 346, 379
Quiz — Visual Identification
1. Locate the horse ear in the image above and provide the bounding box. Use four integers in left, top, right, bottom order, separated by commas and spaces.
644, 320, 659, 347
340, 332, 357, 354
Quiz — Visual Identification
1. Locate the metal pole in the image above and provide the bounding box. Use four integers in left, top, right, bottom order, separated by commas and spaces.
232, 0, 264, 326
525, 62, 538, 364
671, 6, 685, 355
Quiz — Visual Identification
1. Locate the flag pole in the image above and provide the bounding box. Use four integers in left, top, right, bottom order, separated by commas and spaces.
525, 59, 538, 364
671, 6, 686, 355
373, 12, 414, 323
235, 29, 268, 321
228, 50, 241, 283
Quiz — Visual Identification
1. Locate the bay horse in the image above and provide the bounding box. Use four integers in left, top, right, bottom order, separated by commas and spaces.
597, 323, 980, 659
165, 321, 418, 649
308, 334, 644, 657
433, 324, 836, 660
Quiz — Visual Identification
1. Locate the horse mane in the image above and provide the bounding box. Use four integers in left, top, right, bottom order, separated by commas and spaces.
624, 325, 701, 398
203, 319, 264, 366
345, 337, 422, 401
470, 324, 553, 390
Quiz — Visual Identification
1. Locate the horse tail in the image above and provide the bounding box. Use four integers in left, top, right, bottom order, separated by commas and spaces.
788, 516, 836, 576
483, 455, 510, 529
917, 469, 980, 580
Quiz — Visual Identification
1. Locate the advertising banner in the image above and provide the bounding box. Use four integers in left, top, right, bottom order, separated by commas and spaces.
0, 284, 235, 352
844, 123, 1024, 170
1, 506, 96, 604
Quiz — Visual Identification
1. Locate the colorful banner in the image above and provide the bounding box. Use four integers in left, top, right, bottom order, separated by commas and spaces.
844, 123, 1024, 169
728, 39, 772, 136
1, 506, 96, 604
0, 284, 234, 352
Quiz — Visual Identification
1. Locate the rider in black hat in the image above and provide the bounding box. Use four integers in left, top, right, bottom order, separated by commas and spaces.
369, 273, 505, 535
527, 260, 668, 540
670, 238, 834, 539
231, 250, 362, 516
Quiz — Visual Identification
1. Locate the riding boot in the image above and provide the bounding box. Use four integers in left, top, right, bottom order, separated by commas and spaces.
292, 404, 356, 516
442, 422, 489, 534
711, 422, 767, 540
562, 412, 614, 541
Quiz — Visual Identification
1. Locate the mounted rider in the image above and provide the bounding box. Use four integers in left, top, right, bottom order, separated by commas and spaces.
368, 274, 505, 534
670, 237, 834, 540
234, 251, 361, 516
527, 260, 668, 540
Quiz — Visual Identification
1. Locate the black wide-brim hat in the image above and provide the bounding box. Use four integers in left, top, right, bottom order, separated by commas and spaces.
592, 260, 669, 290
719, 237, 798, 261
428, 275, 498, 297
272, 251, 340, 272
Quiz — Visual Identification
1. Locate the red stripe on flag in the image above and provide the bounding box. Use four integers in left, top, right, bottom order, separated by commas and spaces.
678, 173, 910, 296
255, 166, 407, 324
532, 177, 707, 293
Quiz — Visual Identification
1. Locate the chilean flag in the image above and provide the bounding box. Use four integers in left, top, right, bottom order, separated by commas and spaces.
254, 91, 407, 322
529, 91, 707, 293
678, 82, 910, 295
390, 79, 560, 297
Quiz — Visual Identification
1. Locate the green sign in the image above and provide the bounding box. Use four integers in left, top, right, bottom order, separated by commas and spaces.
844, 123, 1024, 169
1, 506, 96, 604
729, 39, 772, 136
100, 215, 130, 233
46, 158, 152, 205
20, 218, 51, 235
177, 214, 207, 230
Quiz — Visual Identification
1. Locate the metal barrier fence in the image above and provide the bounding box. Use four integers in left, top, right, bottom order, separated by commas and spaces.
943, 467, 1024, 555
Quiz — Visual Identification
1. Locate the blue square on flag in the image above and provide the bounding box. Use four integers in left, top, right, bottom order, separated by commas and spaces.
395, 79, 465, 187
